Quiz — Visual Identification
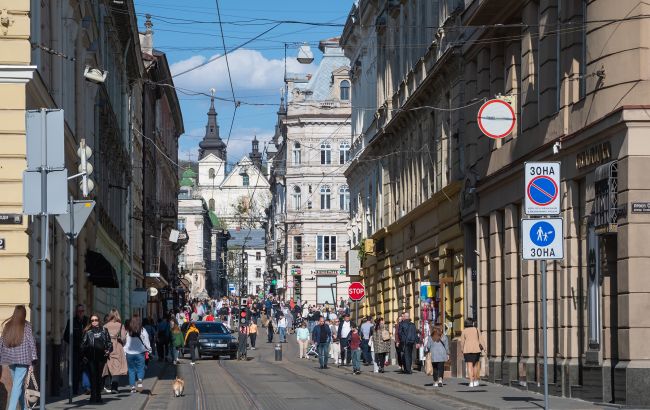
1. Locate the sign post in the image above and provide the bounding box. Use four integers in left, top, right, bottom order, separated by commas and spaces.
522, 162, 563, 410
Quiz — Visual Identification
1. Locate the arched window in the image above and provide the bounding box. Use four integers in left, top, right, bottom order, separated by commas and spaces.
340, 80, 350, 101
292, 186, 301, 210
339, 185, 350, 211
208, 198, 215, 211
320, 142, 331, 165
320, 185, 331, 210
242, 173, 249, 186
208, 168, 215, 179
292, 142, 301, 165
339, 141, 350, 164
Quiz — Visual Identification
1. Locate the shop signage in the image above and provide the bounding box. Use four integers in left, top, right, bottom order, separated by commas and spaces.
0, 214, 22, 224
338, 265, 346, 276
631, 202, 650, 213
525, 162, 561, 215
521, 218, 564, 260
315, 269, 339, 275
290, 266, 302, 275
576, 142, 611, 170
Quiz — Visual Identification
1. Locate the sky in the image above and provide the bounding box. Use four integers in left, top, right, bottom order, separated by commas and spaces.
132, 0, 354, 168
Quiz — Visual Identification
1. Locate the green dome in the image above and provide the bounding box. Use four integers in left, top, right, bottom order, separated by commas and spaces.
182, 168, 197, 179
208, 211, 223, 228
179, 177, 194, 187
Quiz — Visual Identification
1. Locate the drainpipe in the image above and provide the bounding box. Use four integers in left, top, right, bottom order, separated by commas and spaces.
123, 37, 132, 317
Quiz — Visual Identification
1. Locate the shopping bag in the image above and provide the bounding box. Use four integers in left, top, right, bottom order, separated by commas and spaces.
424, 352, 433, 376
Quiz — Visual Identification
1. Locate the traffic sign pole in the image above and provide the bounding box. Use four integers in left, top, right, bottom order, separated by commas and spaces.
541, 260, 549, 410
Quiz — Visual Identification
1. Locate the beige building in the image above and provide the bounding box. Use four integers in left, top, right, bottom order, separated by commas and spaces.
343, 0, 650, 405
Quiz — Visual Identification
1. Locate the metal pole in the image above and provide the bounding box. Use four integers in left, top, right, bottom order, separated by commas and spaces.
39, 109, 48, 410
67, 196, 75, 404
541, 259, 549, 410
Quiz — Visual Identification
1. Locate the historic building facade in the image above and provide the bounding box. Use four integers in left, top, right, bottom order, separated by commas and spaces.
342, 0, 650, 405
267, 39, 352, 305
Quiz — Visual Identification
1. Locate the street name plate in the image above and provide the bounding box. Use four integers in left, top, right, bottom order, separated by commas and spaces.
631, 202, 650, 213
0, 214, 23, 224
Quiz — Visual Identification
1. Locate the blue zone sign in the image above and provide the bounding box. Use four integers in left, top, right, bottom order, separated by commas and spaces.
525, 162, 561, 215
521, 218, 564, 260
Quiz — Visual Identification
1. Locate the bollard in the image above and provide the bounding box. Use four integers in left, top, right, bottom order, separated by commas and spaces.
274, 343, 282, 361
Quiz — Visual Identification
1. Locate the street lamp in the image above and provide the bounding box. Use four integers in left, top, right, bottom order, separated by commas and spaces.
297, 43, 314, 64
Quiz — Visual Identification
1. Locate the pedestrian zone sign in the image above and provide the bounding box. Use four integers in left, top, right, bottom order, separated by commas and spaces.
522, 218, 564, 260
525, 162, 560, 215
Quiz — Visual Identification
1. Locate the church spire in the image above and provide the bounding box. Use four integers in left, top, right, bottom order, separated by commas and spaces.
249, 135, 262, 171
198, 88, 227, 161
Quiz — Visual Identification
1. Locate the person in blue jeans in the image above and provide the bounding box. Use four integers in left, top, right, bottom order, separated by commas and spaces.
277, 315, 288, 343
311, 317, 332, 369
0, 305, 38, 410
124, 315, 151, 392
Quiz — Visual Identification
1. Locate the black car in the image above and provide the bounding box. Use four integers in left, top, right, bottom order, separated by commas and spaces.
181, 321, 238, 359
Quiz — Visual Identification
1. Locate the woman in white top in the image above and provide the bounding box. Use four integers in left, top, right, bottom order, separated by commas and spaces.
124, 314, 151, 393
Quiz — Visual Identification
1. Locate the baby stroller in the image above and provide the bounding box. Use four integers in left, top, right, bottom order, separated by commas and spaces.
307, 343, 319, 359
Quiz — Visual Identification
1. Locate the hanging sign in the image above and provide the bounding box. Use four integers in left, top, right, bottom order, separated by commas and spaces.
477, 98, 516, 139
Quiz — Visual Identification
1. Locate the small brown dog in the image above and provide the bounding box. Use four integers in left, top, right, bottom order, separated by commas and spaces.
172, 377, 185, 397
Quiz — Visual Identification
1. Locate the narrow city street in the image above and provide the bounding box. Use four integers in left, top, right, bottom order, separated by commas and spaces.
145, 330, 480, 410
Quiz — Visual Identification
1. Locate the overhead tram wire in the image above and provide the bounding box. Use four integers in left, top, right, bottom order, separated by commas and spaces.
215, 0, 236, 105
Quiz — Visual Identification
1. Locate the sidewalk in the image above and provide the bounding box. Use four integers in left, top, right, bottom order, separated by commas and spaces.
329, 362, 604, 410
47, 360, 172, 410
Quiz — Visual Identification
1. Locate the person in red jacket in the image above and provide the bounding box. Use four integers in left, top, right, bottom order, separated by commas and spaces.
349, 325, 362, 375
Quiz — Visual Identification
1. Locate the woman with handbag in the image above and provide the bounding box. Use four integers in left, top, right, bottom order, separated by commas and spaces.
460, 319, 486, 387
103, 308, 127, 393
0, 305, 38, 409
371, 318, 391, 373
124, 314, 151, 393
81, 314, 113, 403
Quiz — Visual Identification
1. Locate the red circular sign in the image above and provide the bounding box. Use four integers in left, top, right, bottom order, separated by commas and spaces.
477, 99, 516, 139
348, 282, 365, 301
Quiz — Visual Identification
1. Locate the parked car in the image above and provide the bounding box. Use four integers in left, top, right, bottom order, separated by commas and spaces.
181, 321, 238, 359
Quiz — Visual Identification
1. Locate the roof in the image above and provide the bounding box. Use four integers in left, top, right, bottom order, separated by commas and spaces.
227, 228, 265, 249
208, 211, 223, 228
182, 168, 197, 178
296, 39, 349, 101
179, 177, 194, 187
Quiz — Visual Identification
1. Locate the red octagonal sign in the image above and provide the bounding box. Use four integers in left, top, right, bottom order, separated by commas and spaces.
348, 282, 365, 301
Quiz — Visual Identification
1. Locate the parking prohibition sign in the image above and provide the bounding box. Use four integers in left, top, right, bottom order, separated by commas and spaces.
525, 162, 560, 215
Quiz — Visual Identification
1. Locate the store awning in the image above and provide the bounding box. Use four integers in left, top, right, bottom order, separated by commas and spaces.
85, 250, 119, 288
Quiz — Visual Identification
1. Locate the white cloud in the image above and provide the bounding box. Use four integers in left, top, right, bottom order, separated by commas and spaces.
170, 49, 315, 94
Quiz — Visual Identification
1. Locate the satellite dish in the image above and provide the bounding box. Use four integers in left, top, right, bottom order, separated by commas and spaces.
147, 287, 159, 297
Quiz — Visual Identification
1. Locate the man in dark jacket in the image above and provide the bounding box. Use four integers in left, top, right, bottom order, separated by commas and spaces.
337, 313, 352, 365
312, 317, 331, 369
397, 312, 417, 374
64, 304, 88, 394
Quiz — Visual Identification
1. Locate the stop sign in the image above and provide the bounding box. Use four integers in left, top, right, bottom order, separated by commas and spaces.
348, 282, 365, 301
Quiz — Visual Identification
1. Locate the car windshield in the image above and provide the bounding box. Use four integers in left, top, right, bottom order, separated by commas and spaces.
196, 323, 228, 334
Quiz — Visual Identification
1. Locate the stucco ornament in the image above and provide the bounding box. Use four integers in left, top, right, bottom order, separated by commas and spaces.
0, 9, 14, 35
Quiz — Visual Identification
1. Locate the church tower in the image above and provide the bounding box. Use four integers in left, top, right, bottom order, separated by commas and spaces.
198, 90, 227, 186
249, 135, 263, 171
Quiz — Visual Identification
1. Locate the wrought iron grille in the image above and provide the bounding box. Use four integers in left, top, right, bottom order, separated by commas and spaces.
594, 161, 618, 234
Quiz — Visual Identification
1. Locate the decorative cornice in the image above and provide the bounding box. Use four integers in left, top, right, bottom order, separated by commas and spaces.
0, 65, 36, 83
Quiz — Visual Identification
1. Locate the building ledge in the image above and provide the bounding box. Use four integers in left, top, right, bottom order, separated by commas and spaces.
0, 65, 36, 83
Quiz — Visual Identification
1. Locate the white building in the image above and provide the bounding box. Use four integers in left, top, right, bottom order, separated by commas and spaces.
228, 229, 266, 297
178, 169, 213, 299
268, 38, 352, 306
196, 96, 271, 230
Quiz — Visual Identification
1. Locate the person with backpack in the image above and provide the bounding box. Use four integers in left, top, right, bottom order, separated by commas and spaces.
397, 312, 418, 374
124, 314, 151, 393
80, 313, 113, 403
427, 324, 449, 387
102, 308, 127, 393
184, 321, 200, 365
156, 316, 171, 362
171, 321, 184, 364
0, 305, 39, 409
371, 318, 391, 373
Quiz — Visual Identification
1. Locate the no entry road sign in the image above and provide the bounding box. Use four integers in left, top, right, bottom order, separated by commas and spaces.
522, 218, 564, 260
348, 282, 365, 301
477, 99, 516, 139
525, 162, 561, 215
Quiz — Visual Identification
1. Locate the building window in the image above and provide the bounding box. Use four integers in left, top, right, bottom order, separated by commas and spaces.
340, 80, 350, 101
339, 142, 350, 164
178, 218, 186, 231
320, 142, 331, 165
209, 168, 215, 179
293, 236, 302, 260
339, 185, 350, 211
320, 185, 331, 209
293, 142, 301, 165
317, 235, 336, 260
317, 276, 337, 304
255, 251, 261, 261
292, 186, 301, 210
255, 268, 262, 278
208, 198, 215, 211
242, 173, 249, 186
